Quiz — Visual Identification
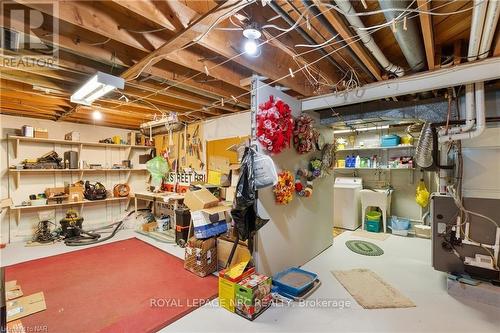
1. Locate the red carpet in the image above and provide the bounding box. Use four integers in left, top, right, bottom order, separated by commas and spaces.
5, 238, 218, 333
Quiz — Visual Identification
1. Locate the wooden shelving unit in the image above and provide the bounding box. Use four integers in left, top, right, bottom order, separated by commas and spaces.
8, 135, 152, 159
336, 145, 415, 152
8, 168, 148, 189
6, 134, 150, 226
10, 197, 132, 224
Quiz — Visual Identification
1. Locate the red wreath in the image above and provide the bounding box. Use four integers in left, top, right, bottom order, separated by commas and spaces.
293, 114, 318, 154
256, 95, 294, 154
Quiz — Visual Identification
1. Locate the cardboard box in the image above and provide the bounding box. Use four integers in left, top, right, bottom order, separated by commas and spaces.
183, 187, 219, 211
7, 292, 46, 322
34, 129, 48, 139
191, 205, 229, 228
142, 221, 157, 232
65, 183, 84, 202
235, 274, 272, 321
44, 187, 66, 199
216, 238, 251, 271
218, 266, 255, 313
229, 164, 241, 187
64, 131, 80, 141
184, 237, 217, 277
5, 280, 23, 300
225, 186, 236, 202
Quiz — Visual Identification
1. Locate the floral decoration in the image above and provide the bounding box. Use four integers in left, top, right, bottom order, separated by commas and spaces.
256, 95, 294, 154
293, 114, 318, 154
273, 170, 295, 204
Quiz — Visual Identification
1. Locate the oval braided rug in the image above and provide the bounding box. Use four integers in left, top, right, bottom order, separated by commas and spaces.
345, 240, 384, 256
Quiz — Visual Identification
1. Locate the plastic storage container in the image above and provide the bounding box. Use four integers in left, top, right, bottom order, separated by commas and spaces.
390, 216, 411, 236
272, 267, 318, 297
366, 220, 380, 232
381, 135, 401, 147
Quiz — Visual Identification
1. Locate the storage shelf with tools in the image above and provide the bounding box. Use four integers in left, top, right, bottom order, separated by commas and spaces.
6, 132, 148, 230
8, 135, 152, 159
10, 197, 132, 224
8, 168, 148, 189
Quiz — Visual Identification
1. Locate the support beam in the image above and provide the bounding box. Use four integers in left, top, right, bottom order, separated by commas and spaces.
14, 0, 247, 90
417, 0, 436, 70
1, 10, 249, 102
110, 0, 176, 32
121, 0, 242, 80
301, 57, 500, 111
96, 1, 312, 96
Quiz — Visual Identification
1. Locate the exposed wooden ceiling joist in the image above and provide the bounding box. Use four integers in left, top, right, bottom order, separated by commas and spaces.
121, 0, 243, 80
417, 0, 436, 70
309, 0, 382, 81
14, 0, 249, 91
115, 0, 313, 95
0, 11, 249, 104
109, 0, 177, 32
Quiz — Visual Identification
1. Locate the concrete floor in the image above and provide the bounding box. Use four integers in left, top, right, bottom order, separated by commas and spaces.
2, 230, 499, 333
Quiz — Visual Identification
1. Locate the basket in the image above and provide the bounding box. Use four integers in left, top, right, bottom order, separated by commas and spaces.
184, 238, 217, 277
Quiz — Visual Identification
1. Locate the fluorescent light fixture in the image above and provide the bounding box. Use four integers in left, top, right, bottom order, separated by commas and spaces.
71, 72, 124, 106
333, 125, 389, 134
92, 110, 102, 120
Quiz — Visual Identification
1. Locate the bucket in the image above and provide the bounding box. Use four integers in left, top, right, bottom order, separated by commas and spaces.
366, 211, 381, 222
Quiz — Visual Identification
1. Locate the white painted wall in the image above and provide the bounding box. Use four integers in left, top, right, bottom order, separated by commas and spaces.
252, 80, 334, 276
0, 114, 147, 243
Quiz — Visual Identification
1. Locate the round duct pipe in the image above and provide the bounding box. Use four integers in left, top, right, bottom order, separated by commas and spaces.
378, 0, 426, 72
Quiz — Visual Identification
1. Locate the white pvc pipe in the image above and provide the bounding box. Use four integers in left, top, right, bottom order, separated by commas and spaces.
478, 0, 500, 59
468, 0, 488, 61
438, 82, 485, 142
335, 0, 405, 76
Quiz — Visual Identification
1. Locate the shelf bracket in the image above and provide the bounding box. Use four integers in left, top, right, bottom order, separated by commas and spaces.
14, 172, 20, 189
15, 209, 20, 226
126, 170, 132, 184
13, 139, 19, 159
126, 147, 132, 160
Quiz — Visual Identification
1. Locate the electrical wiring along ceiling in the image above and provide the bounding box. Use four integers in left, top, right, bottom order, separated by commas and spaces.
0, 0, 496, 129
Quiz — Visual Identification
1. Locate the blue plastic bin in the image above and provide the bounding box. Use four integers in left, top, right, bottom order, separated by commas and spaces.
272, 267, 318, 297
366, 220, 380, 232
390, 216, 410, 231
381, 135, 401, 147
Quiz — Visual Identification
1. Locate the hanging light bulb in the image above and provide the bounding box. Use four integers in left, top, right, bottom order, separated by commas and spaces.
92, 110, 102, 120
242, 23, 261, 56
244, 38, 258, 55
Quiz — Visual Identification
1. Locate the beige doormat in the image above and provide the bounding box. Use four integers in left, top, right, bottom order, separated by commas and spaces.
332, 269, 416, 309
352, 229, 390, 241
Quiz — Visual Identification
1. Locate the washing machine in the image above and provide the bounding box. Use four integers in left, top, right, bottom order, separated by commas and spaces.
333, 177, 363, 230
